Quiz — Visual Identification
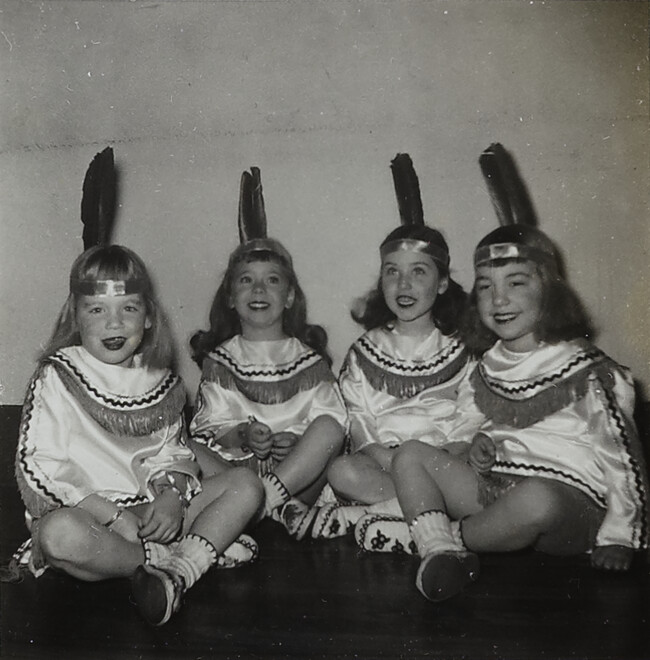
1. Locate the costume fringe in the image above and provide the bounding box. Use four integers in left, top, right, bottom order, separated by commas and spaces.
353, 344, 468, 399
471, 358, 615, 429
50, 361, 186, 436
202, 356, 334, 405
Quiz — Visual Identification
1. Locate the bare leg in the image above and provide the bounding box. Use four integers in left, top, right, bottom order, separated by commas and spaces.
185, 467, 264, 553
327, 453, 396, 504
38, 508, 144, 581
462, 478, 604, 555
273, 415, 344, 504
188, 439, 233, 478
392, 440, 482, 522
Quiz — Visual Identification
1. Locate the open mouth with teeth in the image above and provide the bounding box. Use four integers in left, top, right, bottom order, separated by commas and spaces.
248, 301, 270, 310
396, 296, 416, 307
102, 337, 127, 350
493, 313, 518, 325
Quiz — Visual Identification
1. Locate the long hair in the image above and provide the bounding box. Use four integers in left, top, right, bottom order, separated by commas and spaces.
41, 245, 175, 369
352, 224, 466, 335
191, 245, 332, 367
460, 226, 594, 356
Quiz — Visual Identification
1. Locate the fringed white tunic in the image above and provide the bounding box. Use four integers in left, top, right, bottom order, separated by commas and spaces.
189, 336, 348, 470
339, 325, 470, 453
16, 346, 200, 526
453, 339, 649, 550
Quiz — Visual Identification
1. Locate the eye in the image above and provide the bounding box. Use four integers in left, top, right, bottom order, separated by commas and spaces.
413, 266, 427, 276
124, 305, 140, 313
238, 275, 252, 284
88, 306, 104, 314
383, 266, 397, 277
267, 275, 280, 285
476, 282, 490, 292
509, 279, 527, 287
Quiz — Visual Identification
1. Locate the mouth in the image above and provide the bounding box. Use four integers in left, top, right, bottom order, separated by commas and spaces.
102, 337, 127, 350
396, 296, 416, 308
493, 313, 518, 325
248, 301, 270, 310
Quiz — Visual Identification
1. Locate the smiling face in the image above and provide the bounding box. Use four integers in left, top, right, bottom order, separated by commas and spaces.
76, 293, 151, 367
229, 259, 295, 341
380, 249, 448, 336
475, 260, 544, 352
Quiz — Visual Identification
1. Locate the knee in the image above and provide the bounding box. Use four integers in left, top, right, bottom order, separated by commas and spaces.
227, 467, 265, 507
39, 508, 91, 565
327, 455, 358, 492
311, 415, 345, 451
392, 440, 441, 473
512, 479, 565, 529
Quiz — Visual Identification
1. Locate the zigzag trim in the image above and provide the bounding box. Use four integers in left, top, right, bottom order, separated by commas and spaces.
49, 352, 177, 409
494, 461, 606, 507
597, 375, 649, 547
479, 348, 605, 399
207, 346, 321, 381
16, 368, 65, 516
353, 343, 468, 399
356, 335, 466, 376
202, 354, 334, 404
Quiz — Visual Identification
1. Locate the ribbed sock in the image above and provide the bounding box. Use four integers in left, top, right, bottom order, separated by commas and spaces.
142, 540, 177, 566
159, 533, 218, 590
409, 510, 464, 557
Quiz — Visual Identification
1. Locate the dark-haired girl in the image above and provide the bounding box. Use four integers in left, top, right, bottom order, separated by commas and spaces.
189, 238, 347, 540
313, 224, 470, 540
388, 225, 649, 602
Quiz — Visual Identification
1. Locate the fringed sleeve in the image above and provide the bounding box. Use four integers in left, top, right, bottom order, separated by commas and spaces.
589, 366, 649, 550
16, 364, 91, 515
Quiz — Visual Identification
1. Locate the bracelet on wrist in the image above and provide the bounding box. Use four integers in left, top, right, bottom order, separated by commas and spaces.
104, 507, 124, 528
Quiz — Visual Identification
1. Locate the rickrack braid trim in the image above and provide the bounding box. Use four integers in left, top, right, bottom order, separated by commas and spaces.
202, 353, 334, 404
471, 351, 612, 429
48, 355, 185, 436
352, 337, 468, 399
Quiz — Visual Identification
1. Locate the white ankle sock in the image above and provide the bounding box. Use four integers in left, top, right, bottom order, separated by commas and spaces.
161, 533, 218, 589
409, 510, 464, 557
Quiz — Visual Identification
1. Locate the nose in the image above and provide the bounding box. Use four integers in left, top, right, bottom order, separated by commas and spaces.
397, 272, 411, 290
492, 284, 509, 307
252, 278, 266, 294
106, 309, 124, 328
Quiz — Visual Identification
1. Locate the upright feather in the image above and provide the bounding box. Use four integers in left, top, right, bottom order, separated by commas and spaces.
391, 153, 424, 226
238, 167, 268, 243
81, 147, 117, 250
479, 143, 536, 226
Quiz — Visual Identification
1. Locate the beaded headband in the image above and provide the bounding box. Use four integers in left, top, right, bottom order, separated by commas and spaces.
70, 278, 146, 297
380, 238, 450, 270
473, 242, 554, 268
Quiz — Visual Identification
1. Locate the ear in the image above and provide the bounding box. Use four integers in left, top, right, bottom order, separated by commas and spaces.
285, 287, 296, 309
145, 316, 153, 330
437, 276, 449, 296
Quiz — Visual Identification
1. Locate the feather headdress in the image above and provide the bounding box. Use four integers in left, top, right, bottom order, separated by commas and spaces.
380, 153, 449, 270
475, 143, 557, 268
80, 146, 117, 250
233, 166, 292, 266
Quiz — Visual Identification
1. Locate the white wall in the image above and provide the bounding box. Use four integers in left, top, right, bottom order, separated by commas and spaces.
1, 0, 648, 404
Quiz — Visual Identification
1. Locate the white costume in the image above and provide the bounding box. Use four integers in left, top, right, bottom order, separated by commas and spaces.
339, 325, 470, 453
190, 336, 348, 470
454, 339, 649, 550
17, 346, 200, 521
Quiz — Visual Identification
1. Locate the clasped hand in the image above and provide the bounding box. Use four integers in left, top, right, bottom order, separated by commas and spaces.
137, 489, 185, 543
240, 420, 299, 462
468, 432, 496, 474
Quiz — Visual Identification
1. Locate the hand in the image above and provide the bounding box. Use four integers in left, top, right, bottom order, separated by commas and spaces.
242, 420, 273, 460
270, 431, 300, 462
591, 544, 634, 571
137, 489, 184, 543
468, 432, 496, 474
108, 508, 141, 544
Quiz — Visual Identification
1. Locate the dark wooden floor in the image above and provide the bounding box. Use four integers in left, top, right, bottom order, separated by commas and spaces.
2, 404, 649, 660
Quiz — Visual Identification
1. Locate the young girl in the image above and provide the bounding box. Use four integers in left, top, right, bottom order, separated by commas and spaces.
314, 155, 470, 541
387, 225, 649, 602
189, 217, 347, 540
15, 245, 263, 626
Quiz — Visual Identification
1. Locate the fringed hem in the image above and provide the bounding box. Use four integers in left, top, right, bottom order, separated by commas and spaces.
471, 355, 613, 429
51, 361, 186, 436
202, 357, 334, 404
352, 342, 468, 399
